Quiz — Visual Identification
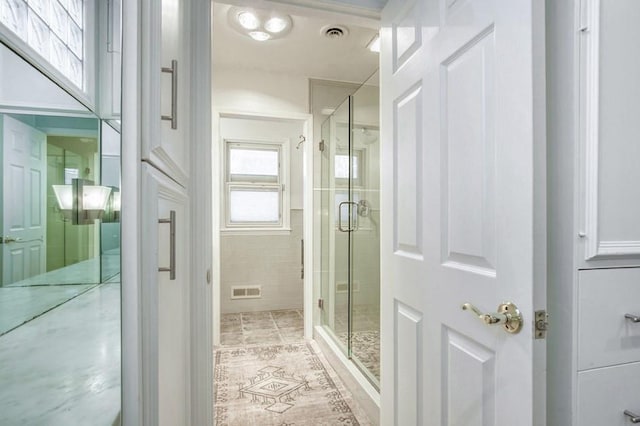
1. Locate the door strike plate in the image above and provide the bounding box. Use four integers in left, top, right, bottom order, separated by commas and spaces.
535, 310, 548, 339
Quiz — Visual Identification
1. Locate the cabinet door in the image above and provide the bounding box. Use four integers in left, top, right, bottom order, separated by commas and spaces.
580, 0, 640, 264
141, 163, 191, 426
141, 0, 190, 185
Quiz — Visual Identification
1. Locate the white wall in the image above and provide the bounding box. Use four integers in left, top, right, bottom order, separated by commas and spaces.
217, 112, 306, 313
0, 44, 89, 113
213, 67, 308, 115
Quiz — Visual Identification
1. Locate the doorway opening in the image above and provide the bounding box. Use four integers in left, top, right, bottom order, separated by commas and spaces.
211, 1, 381, 422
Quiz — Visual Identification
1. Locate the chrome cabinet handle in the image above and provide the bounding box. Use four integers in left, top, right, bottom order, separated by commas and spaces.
462, 302, 523, 334
338, 201, 358, 232
625, 314, 640, 323
158, 210, 176, 280
161, 60, 178, 129
625, 410, 640, 423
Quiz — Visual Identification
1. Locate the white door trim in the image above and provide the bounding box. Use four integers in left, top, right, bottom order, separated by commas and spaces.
212, 109, 314, 345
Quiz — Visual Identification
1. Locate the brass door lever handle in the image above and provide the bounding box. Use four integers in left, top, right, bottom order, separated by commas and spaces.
462, 302, 523, 334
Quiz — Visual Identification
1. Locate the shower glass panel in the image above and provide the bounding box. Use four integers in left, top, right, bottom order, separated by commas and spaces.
320, 70, 380, 388
350, 70, 380, 384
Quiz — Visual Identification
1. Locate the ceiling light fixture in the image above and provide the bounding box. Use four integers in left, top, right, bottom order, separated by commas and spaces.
237, 11, 259, 30
367, 34, 381, 53
228, 7, 293, 41
264, 17, 287, 33
249, 31, 271, 41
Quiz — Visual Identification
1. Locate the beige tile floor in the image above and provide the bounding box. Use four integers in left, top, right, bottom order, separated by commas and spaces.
220, 309, 304, 346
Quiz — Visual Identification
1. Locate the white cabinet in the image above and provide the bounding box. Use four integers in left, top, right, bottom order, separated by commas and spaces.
124, 0, 211, 423
141, 163, 191, 426
137, 0, 194, 423
547, 1, 640, 424
577, 362, 640, 426
141, 0, 191, 186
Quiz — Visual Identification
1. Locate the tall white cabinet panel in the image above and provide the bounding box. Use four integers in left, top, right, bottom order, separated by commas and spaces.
141, 0, 190, 186
579, 0, 640, 263
141, 163, 191, 426
547, 0, 640, 425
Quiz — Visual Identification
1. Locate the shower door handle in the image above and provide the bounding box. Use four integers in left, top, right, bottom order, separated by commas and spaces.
161, 60, 178, 129
338, 201, 358, 232
158, 210, 176, 280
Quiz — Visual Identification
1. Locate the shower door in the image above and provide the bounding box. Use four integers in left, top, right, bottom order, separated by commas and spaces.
320, 71, 380, 388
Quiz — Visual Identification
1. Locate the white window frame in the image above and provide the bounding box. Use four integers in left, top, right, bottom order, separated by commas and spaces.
222, 138, 291, 234
0, 0, 96, 108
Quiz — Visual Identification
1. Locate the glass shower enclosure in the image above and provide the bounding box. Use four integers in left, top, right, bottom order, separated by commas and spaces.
320, 71, 380, 387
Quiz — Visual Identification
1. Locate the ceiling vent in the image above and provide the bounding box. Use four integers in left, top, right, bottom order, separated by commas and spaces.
322, 25, 349, 39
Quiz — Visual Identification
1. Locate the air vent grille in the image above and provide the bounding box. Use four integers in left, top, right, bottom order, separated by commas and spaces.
322, 25, 349, 39
231, 285, 262, 299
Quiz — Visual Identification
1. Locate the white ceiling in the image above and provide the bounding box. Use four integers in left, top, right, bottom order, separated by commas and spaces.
212, 2, 380, 83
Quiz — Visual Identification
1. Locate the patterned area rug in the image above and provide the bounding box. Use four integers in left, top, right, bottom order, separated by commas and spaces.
214, 342, 370, 425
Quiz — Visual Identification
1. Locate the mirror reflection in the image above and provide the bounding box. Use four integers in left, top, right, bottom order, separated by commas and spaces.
0, 42, 121, 425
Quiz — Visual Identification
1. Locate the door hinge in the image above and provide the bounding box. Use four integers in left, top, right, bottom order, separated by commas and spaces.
318, 298, 324, 309
535, 310, 549, 339
319, 140, 325, 152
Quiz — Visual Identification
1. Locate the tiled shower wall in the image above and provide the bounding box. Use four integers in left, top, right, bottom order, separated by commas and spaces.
220, 210, 304, 313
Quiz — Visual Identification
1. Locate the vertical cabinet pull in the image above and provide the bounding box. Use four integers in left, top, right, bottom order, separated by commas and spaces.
158, 210, 176, 280
625, 410, 640, 423
161, 60, 178, 129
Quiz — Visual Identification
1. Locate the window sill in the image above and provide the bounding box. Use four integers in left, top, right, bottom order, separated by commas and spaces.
221, 228, 292, 236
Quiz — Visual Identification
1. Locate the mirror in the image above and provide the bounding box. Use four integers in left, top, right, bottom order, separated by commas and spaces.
0, 42, 121, 424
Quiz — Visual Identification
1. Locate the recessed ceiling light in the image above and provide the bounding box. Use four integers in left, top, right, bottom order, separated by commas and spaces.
228, 7, 293, 41
265, 17, 287, 33
237, 11, 259, 30
367, 34, 380, 53
249, 31, 271, 42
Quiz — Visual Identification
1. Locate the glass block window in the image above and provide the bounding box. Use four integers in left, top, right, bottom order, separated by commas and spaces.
224, 141, 288, 229
0, 0, 85, 89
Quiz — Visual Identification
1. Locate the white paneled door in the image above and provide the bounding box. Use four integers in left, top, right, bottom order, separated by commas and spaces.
1, 115, 46, 285
380, 0, 546, 424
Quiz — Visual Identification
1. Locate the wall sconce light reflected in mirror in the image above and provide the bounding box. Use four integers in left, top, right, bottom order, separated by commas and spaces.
52, 179, 112, 224
102, 187, 121, 223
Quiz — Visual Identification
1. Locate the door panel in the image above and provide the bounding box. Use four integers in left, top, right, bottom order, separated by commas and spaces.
141, 0, 190, 185
380, 0, 546, 424
393, 83, 422, 258
2, 115, 46, 285
141, 163, 190, 426
580, 0, 640, 261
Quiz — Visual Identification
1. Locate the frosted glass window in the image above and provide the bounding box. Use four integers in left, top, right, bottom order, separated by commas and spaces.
68, 19, 81, 57
64, 167, 78, 184
1, 0, 27, 38
229, 147, 279, 181
224, 140, 288, 229
0, 0, 85, 90
334, 151, 361, 185
229, 188, 279, 223
50, 33, 68, 74
50, 0, 67, 42
28, 0, 47, 20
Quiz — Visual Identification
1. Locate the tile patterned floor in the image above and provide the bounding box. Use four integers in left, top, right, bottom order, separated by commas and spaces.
216, 309, 372, 425
220, 309, 304, 346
